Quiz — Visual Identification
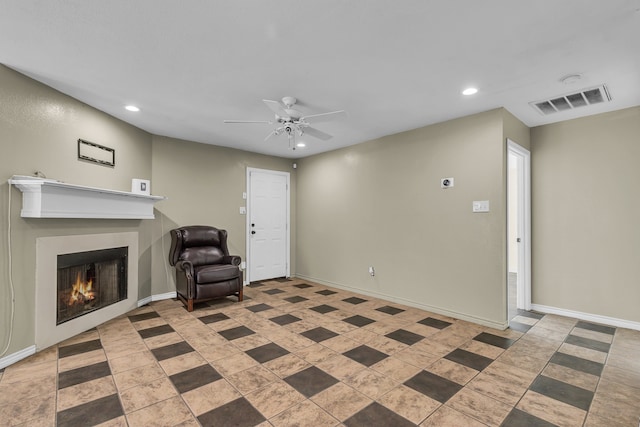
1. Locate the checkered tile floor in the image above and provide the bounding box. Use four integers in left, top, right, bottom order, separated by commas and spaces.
1, 278, 640, 426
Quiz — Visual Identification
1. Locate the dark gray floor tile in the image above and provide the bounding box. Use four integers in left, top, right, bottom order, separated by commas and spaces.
284, 366, 339, 398
269, 314, 302, 326
316, 289, 338, 296
246, 343, 290, 364
343, 297, 368, 305
516, 309, 545, 320
575, 321, 615, 335
170, 364, 222, 394
274, 277, 292, 283
310, 304, 338, 314
549, 352, 604, 376
246, 303, 273, 313
474, 332, 517, 349
501, 408, 557, 426
138, 324, 174, 339
529, 375, 594, 411
294, 283, 313, 288
444, 348, 493, 371
198, 397, 266, 427
565, 334, 610, 353
343, 345, 388, 367
343, 315, 376, 327
284, 295, 308, 303
247, 282, 265, 288
219, 325, 256, 341
376, 305, 405, 315
58, 339, 103, 358
344, 402, 415, 427
58, 361, 111, 389
151, 341, 195, 361
301, 327, 338, 343
128, 311, 160, 322
385, 329, 424, 346
199, 312, 231, 324
509, 321, 532, 333
404, 370, 463, 403
263, 288, 285, 295
418, 317, 452, 330
57, 394, 123, 427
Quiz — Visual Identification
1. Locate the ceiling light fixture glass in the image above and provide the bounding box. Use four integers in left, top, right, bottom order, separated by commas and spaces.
125, 105, 140, 112
462, 88, 478, 96
296, 142, 306, 148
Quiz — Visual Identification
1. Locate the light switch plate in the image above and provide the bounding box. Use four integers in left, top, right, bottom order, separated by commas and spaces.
473, 200, 490, 212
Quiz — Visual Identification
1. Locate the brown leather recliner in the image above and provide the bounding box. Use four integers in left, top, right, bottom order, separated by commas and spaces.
169, 225, 243, 311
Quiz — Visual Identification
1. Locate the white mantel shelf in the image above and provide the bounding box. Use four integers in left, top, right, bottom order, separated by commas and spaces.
9, 175, 166, 219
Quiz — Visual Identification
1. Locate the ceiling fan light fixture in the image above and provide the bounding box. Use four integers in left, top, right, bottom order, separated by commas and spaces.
462, 87, 478, 96
296, 142, 306, 148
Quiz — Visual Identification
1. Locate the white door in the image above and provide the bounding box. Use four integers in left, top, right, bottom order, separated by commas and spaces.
507, 140, 532, 319
247, 168, 290, 283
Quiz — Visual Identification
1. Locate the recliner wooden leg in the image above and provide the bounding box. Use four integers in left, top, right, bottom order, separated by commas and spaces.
187, 299, 194, 312
238, 288, 244, 302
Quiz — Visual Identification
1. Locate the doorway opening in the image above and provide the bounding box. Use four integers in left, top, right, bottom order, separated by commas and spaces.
507, 139, 532, 322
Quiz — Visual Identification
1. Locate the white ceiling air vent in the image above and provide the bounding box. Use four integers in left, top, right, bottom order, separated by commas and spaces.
530, 84, 611, 115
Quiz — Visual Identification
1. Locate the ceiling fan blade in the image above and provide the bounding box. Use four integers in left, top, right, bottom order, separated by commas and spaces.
302, 110, 347, 124
303, 126, 333, 141
264, 129, 278, 142
223, 120, 273, 124
263, 99, 288, 116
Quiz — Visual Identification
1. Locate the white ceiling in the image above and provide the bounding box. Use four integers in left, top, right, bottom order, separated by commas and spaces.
1, 1, 639, 158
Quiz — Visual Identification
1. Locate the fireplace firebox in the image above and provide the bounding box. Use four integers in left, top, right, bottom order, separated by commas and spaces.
57, 247, 128, 325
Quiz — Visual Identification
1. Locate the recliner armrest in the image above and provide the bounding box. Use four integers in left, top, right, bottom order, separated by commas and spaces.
223, 255, 242, 266
175, 260, 194, 274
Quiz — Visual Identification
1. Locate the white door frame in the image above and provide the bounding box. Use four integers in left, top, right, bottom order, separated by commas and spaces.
507, 139, 532, 311
245, 167, 291, 284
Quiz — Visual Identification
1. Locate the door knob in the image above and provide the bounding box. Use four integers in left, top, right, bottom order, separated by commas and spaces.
251, 223, 255, 227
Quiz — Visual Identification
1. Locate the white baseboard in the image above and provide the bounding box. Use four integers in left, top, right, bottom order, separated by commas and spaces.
531, 304, 640, 331
138, 291, 177, 307
0, 345, 36, 370
295, 274, 508, 330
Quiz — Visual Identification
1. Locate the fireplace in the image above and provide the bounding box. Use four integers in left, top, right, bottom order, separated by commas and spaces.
57, 247, 128, 325
36, 232, 139, 349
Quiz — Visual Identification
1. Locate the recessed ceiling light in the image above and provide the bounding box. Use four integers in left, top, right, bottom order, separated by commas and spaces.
125, 105, 140, 112
462, 88, 478, 96
296, 142, 306, 148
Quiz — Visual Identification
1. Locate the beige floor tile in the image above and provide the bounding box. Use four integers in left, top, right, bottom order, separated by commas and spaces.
198, 341, 241, 362
0, 373, 56, 406
131, 317, 168, 331
58, 348, 108, 372
583, 412, 630, 427
102, 339, 147, 359
426, 358, 479, 385
227, 365, 279, 394
570, 327, 614, 344
1, 360, 57, 384
312, 382, 372, 421
263, 353, 311, 378
365, 335, 409, 355
270, 396, 339, 427
321, 335, 360, 353
211, 352, 259, 376
158, 351, 206, 376
459, 340, 505, 359
126, 395, 193, 427
542, 363, 599, 391
181, 378, 241, 416
316, 354, 367, 380
446, 388, 512, 426
481, 360, 537, 388
59, 329, 101, 346
57, 375, 118, 411
466, 372, 529, 406
113, 363, 166, 391
601, 364, 640, 390
516, 390, 587, 427
526, 325, 570, 342
378, 385, 441, 424
421, 405, 487, 426
109, 349, 157, 374
596, 378, 640, 409
607, 352, 640, 373
429, 331, 471, 349
295, 343, 338, 364
342, 368, 398, 400
119, 377, 178, 413
272, 333, 317, 352
232, 334, 272, 351
142, 332, 185, 350
245, 380, 306, 419
371, 356, 422, 382
496, 349, 549, 374
393, 346, 440, 369
558, 342, 607, 364
0, 390, 56, 426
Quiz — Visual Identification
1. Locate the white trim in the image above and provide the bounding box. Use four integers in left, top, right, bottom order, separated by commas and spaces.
246, 168, 291, 283
137, 296, 152, 307
507, 140, 532, 312
0, 345, 36, 370
532, 304, 640, 331
296, 274, 508, 330
152, 291, 177, 302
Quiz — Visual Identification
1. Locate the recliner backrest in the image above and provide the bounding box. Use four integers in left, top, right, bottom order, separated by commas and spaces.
169, 225, 230, 266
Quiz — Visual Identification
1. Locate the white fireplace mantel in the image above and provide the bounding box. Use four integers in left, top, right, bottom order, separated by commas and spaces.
9, 175, 166, 219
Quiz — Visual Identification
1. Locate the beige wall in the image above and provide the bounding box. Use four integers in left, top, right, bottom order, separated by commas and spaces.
531, 106, 640, 322
296, 109, 510, 328
149, 136, 297, 295
0, 65, 153, 355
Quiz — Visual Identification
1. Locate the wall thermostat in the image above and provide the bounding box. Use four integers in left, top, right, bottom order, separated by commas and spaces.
441, 177, 454, 189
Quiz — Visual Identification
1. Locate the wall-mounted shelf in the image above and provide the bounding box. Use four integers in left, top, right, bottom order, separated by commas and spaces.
8, 175, 166, 219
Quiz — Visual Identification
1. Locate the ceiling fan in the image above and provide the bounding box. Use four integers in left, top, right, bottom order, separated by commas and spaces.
224, 96, 347, 149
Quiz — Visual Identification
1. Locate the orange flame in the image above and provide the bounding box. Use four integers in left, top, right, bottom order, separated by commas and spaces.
68, 272, 94, 305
